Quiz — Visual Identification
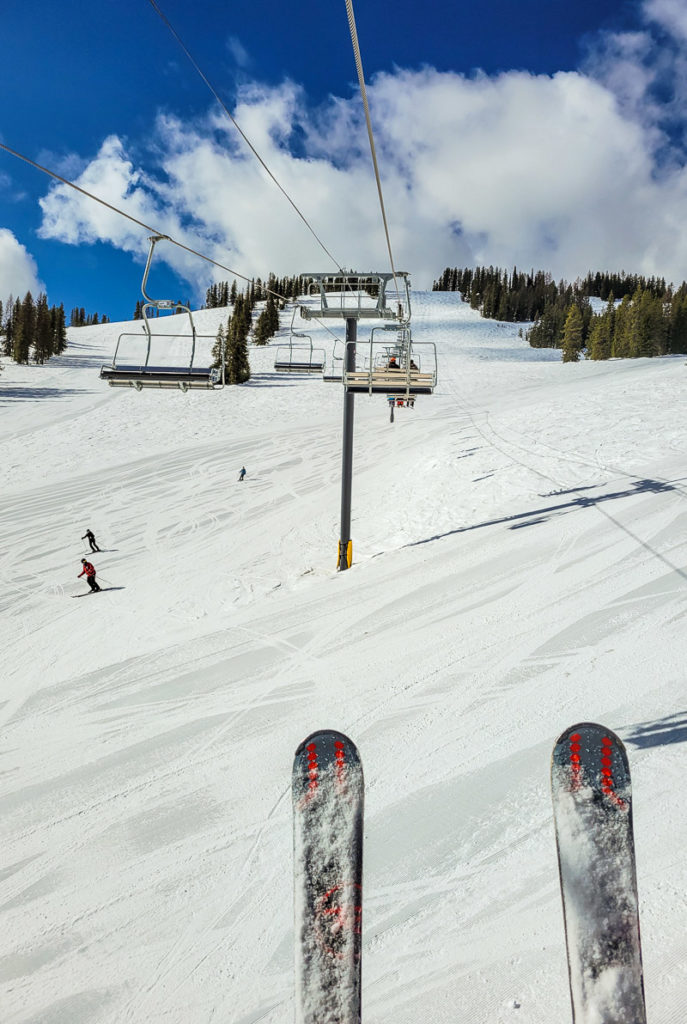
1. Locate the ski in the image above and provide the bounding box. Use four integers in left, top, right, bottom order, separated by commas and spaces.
551, 722, 646, 1024
292, 730, 364, 1024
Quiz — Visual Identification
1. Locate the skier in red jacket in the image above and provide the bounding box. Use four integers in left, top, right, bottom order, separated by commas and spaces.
78, 558, 101, 593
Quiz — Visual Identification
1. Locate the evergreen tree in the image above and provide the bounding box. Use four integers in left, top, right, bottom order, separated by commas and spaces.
633, 289, 667, 357
212, 323, 226, 371
34, 293, 53, 364
226, 295, 251, 384
240, 289, 252, 336
53, 303, 68, 354
527, 304, 565, 348
13, 292, 34, 364
3, 294, 14, 356
669, 288, 687, 353
561, 305, 584, 362
253, 293, 280, 346
587, 295, 614, 360
266, 292, 280, 334
252, 308, 270, 346
612, 296, 633, 357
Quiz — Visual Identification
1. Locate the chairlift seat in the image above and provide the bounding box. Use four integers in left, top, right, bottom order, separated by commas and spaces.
344, 369, 435, 395
100, 365, 221, 389
273, 357, 325, 373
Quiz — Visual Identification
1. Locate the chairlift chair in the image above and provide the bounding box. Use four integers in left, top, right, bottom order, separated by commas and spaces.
273, 307, 325, 373
100, 235, 225, 391
343, 324, 437, 396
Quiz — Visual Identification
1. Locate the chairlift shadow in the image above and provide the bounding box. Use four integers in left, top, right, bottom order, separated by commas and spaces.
0, 386, 89, 402
406, 477, 680, 548
625, 712, 687, 749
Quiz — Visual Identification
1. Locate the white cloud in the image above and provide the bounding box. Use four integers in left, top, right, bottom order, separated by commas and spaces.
584, 0, 687, 150
644, 0, 687, 42
226, 35, 250, 69
38, 136, 164, 253
35, 4, 687, 299
0, 229, 43, 301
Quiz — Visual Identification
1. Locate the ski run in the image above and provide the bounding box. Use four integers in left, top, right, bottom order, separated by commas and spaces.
2, 291, 687, 1023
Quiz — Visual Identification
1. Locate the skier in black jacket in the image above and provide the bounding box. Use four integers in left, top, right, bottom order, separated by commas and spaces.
82, 529, 100, 552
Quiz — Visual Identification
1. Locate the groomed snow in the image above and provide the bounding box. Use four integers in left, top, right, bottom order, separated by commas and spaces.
2, 292, 686, 1023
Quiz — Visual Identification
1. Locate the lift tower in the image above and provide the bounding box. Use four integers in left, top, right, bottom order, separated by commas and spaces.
299, 271, 412, 571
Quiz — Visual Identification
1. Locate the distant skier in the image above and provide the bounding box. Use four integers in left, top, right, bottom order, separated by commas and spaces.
82, 528, 100, 552
78, 558, 101, 593
238, 466, 246, 482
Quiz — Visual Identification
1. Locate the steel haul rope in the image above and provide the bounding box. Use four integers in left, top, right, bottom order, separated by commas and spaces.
343, 0, 401, 301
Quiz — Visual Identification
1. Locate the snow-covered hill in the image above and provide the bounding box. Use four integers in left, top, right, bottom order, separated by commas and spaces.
2, 292, 686, 1023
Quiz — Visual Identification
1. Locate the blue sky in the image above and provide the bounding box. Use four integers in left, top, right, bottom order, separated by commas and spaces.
1, 0, 685, 322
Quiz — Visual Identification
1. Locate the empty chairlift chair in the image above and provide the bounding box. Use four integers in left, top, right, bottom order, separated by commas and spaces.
100, 234, 225, 392
274, 308, 325, 373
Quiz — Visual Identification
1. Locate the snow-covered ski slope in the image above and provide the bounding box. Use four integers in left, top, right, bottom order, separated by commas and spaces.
2, 291, 686, 1024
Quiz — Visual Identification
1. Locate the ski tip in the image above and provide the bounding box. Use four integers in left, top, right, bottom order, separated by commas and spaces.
294, 729, 359, 759
292, 730, 364, 807
552, 721, 631, 808
554, 721, 625, 750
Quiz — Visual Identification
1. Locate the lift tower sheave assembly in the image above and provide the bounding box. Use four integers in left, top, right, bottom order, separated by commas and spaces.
300, 271, 412, 571
298, 271, 410, 323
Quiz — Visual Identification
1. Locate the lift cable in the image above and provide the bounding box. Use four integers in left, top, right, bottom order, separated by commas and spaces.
0, 140, 343, 342
343, 0, 401, 297
147, 0, 345, 274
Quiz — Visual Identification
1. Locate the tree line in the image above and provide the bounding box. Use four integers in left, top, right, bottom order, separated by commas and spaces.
70, 308, 110, 326
204, 273, 303, 310
1, 292, 68, 364
433, 265, 687, 359
553, 287, 687, 362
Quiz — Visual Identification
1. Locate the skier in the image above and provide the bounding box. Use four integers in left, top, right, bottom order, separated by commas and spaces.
238, 466, 246, 482
82, 528, 100, 552
78, 558, 101, 593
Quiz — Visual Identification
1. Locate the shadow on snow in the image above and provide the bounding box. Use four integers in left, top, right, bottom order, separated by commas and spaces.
0, 385, 92, 401
407, 477, 681, 546
625, 712, 687, 749
405, 476, 687, 583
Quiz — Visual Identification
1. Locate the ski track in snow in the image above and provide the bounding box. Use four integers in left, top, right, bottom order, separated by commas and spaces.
1, 293, 687, 1023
